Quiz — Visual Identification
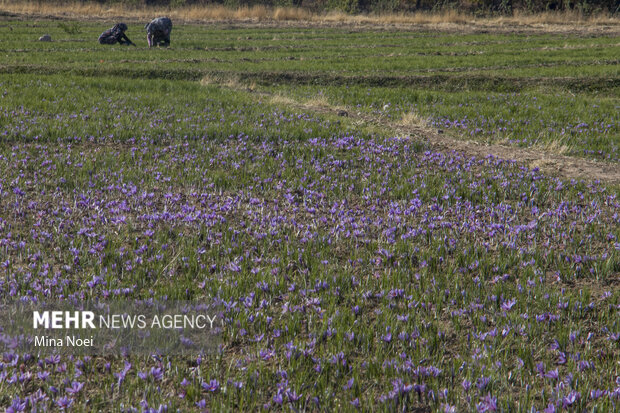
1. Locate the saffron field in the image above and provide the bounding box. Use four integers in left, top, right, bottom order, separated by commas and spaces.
0, 17, 619, 412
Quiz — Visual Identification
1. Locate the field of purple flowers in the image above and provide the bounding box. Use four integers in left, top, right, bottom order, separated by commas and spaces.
0, 19, 619, 412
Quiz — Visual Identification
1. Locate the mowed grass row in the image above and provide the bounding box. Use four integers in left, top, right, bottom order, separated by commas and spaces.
1, 19, 619, 161
3, 22, 620, 75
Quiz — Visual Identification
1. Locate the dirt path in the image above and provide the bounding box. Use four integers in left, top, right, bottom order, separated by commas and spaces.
249, 88, 620, 184
395, 121, 620, 184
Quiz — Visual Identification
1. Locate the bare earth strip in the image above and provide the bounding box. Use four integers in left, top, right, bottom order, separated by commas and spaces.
396, 122, 620, 184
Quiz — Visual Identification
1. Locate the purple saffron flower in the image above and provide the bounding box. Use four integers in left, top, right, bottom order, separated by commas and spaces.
6, 397, 28, 413
501, 298, 516, 311
229, 380, 243, 390
562, 391, 580, 408
343, 378, 354, 390
544, 369, 559, 380
476, 376, 491, 391
202, 379, 220, 392
443, 404, 457, 413
273, 392, 283, 405
477, 394, 497, 412
150, 367, 164, 381
65, 381, 84, 395
55, 397, 73, 410
462, 379, 472, 392
287, 389, 303, 402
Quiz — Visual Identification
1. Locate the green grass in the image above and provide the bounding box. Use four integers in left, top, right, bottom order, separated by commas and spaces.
2, 19, 618, 160
262, 83, 619, 159
0, 73, 349, 144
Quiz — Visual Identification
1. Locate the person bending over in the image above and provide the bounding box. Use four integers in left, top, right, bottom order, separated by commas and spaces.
145, 17, 172, 48
98, 23, 135, 46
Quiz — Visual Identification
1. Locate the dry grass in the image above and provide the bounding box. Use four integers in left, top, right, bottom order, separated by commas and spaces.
399, 110, 431, 128
321, 9, 470, 24
0, 1, 275, 22
0, 0, 132, 18
503, 9, 619, 25
305, 95, 331, 108
200, 73, 249, 90
273, 7, 311, 21
269, 94, 298, 107
538, 137, 571, 155
1, 0, 618, 27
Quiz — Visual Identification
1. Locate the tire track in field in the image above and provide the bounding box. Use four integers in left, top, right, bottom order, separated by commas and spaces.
214, 83, 620, 184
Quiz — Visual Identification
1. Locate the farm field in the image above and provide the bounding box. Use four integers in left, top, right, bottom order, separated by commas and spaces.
0, 15, 619, 412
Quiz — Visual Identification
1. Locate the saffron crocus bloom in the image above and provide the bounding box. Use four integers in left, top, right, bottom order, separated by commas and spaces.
202, 379, 220, 392
477, 394, 497, 412
150, 367, 164, 381
65, 381, 84, 395
562, 391, 580, 408
443, 404, 457, 413
501, 298, 516, 311
459, 379, 471, 393
544, 369, 559, 380
476, 376, 490, 390
55, 397, 73, 410
343, 378, 354, 390
287, 389, 303, 402
6, 397, 28, 413
272, 392, 283, 405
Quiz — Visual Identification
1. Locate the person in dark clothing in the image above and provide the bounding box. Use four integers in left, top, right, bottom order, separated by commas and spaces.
145, 17, 172, 48
98, 23, 135, 46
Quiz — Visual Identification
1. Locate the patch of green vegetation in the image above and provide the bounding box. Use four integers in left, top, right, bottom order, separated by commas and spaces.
263, 83, 619, 160
1, 20, 617, 160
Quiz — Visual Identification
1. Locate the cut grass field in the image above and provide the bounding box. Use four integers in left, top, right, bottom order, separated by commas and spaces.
0, 14, 619, 412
